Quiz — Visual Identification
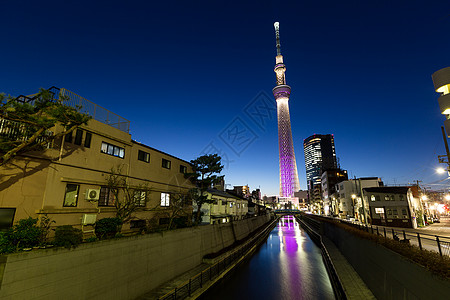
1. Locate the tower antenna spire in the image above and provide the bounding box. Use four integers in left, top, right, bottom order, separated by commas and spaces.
274, 22, 281, 56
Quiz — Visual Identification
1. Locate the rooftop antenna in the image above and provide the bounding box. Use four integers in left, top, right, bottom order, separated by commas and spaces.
274, 22, 281, 56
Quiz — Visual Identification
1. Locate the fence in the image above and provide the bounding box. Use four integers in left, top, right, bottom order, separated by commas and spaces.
327, 218, 450, 258
14, 86, 130, 133
296, 215, 347, 300
158, 218, 278, 300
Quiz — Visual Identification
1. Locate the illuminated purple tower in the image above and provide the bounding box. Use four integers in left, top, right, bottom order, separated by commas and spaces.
273, 22, 300, 198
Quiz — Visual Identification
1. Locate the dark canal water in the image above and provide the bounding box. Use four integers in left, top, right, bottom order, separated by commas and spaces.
200, 216, 335, 300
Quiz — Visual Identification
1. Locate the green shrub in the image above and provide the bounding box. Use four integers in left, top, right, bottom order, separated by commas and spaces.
54, 225, 83, 249
95, 217, 122, 240
0, 230, 16, 254
85, 236, 98, 243
13, 217, 41, 249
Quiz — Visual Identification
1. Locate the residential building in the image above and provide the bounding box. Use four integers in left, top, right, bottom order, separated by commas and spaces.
322, 169, 348, 215
364, 187, 422, 228
294, 190, 309, 210
0, 87, 194, 234
335, 177, 383, 220
194, 188, 248, 224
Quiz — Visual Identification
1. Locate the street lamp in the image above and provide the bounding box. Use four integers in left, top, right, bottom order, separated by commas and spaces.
351, 194, 356, 219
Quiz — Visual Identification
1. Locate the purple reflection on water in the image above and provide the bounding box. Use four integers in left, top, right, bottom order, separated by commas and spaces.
200, 215, 335, 299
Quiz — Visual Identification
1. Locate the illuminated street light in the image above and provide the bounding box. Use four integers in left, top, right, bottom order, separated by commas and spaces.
445, 194, 450, 201
422, 195, 428, 201
437, 167, 446, 174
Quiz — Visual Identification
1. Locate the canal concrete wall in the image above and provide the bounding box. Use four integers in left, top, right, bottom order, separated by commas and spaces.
321, 220, 450, 299
0, 214, 271, 300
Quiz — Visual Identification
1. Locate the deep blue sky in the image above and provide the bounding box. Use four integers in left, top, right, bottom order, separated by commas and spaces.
2, 1, 450, 195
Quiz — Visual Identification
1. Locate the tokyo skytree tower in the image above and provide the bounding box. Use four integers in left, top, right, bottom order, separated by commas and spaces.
272, 22, 300, 197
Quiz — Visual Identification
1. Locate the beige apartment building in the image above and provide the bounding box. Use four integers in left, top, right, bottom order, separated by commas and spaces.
0, 88, 194, 234
195, 188, 248, 224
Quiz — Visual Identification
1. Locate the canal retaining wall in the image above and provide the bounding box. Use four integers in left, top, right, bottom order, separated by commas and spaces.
0, 214, 271, 300
320, 219, 450, 299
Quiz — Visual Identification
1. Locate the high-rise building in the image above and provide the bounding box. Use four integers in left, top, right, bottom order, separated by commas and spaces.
303, 134, 337, 187
272, 22, 300, 198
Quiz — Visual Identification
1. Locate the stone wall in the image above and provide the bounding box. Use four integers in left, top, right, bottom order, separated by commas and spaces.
0, 214, 271, 300
322, 221, 450, 299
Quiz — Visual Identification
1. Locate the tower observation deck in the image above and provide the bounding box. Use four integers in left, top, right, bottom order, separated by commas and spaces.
272, 22, 300, 198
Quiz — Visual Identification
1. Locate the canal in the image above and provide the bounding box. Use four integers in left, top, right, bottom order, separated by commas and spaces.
200, 215, 335, 299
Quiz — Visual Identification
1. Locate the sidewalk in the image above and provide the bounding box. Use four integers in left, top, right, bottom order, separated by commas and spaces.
322, 236, 376, 300
136, 263, 210, 300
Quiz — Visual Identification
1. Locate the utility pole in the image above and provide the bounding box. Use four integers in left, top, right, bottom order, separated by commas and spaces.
438, 126, 450, 173
359, 178, 368, 226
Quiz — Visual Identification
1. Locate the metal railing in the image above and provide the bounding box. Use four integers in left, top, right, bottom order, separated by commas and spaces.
326, 217, 450, 258
13, 86, 130, 133
158, 218, 278, 300
0, 118, 53, 147
296, 215, 347, 300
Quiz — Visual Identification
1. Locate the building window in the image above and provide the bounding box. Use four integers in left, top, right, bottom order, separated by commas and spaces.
393, 209, 398, 216
84, 132, 92, 148
161, 192, 170, 207
130, 220, 146, 229
0, 208, 16, 230
101, 142, 125, 158
74, 129, 83, 145
134, 190, 147, 207
390, 195, 395, 201
64, 131, 72, 143
402, 208, 407, 215
63, 184, 79, 207
162, 159, 171, 169
399, 194, 405, 201
375, 195, 381, 201
370, 195, 376, 201
384, 195, 390, 201
229, 202, 234, 208
138, 150, 150, 163
387, 209, 392, 216
98, 187, 116, 206
180, 165, 187, 174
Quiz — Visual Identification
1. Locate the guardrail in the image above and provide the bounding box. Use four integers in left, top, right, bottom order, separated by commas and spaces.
296, 215, 347, 300
158, 218, 278, 300
338, 219, 450, 258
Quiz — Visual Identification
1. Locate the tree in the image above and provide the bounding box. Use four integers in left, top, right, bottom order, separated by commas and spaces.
185, 154, 224, 225
150, 191, 192, 230
0, 88, 91, 166
106, 166, 151, 224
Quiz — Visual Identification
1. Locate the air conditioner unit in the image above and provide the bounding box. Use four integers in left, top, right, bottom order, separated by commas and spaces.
86, 189, 100, 201
82, 214, 97, 225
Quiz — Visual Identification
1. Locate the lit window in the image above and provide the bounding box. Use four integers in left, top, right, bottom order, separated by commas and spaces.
101, 142, 125, 158
180, 165, 187, 174
63, 184, 79, 207
138, 150, 150, 163
161, 193, 170, 207
134, 190, 147, 207
370, 195, 376, 201
384, 195, 390, 201
162, 159, 171, 169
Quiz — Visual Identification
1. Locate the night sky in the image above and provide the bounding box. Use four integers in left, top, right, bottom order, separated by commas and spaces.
2, 1, 450, 196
